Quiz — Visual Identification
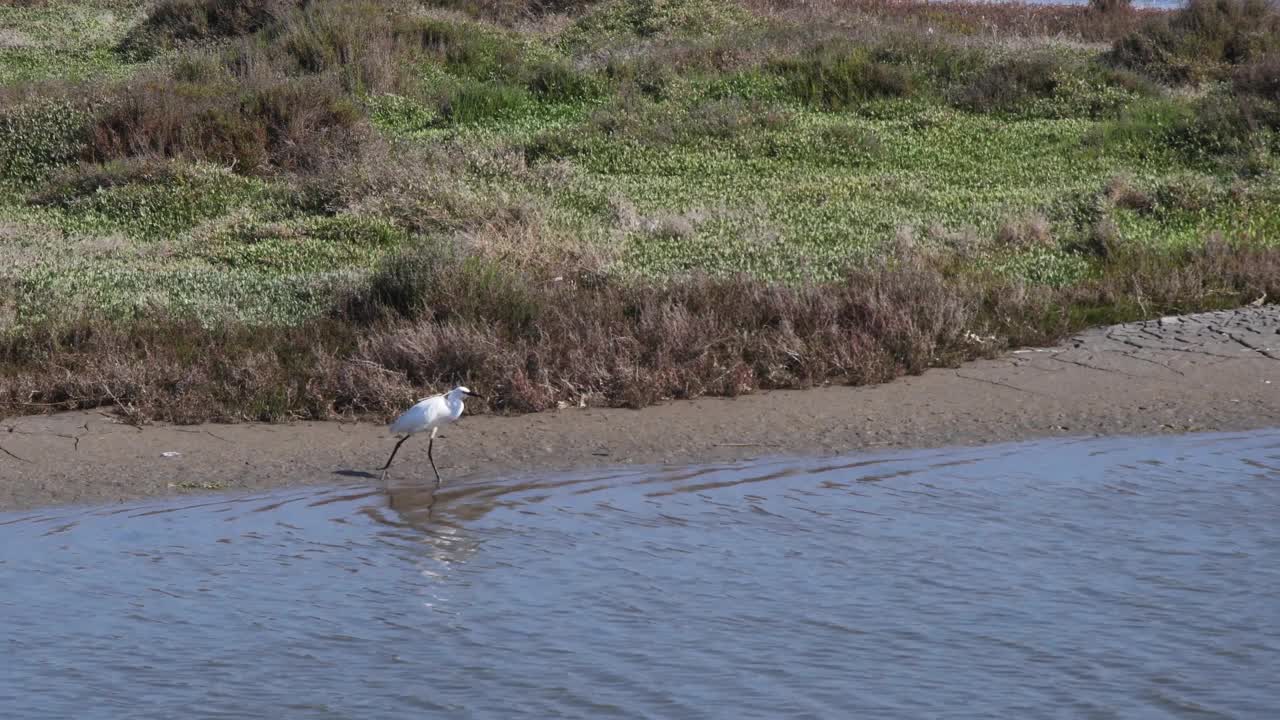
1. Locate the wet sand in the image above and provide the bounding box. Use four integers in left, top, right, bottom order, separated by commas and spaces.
4, 306, 1279, 511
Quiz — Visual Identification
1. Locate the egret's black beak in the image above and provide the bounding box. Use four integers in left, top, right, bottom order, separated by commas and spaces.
465, 391, 486, 400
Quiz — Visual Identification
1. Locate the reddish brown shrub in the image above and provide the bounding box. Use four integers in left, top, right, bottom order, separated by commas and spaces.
87, 73, 364, 174
1234, 53, 1280, 101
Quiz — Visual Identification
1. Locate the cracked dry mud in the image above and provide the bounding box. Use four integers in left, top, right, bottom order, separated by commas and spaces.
3, 306, 1279, 510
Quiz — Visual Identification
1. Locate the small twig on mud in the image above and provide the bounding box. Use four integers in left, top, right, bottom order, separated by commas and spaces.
201, 429, 230, 443
100, 382, 144, 426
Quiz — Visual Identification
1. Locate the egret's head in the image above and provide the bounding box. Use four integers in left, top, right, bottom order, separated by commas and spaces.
453, 385, 485, 401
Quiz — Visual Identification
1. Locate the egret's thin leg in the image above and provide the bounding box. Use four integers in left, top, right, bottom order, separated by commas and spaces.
427, 427, 441, 488
380, 434, 411, 475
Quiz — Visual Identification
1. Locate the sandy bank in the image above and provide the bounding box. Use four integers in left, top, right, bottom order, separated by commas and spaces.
3, 306, 1279, 511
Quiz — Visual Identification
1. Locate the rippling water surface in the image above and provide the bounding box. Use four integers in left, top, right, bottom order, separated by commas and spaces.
2, 431, 1279, 719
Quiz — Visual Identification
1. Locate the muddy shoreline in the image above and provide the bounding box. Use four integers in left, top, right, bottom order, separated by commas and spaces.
4, 306, 1279, 512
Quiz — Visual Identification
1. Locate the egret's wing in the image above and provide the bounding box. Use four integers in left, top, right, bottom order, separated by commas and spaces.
419, 395, 451, 426
388, 395, 427, 433
389, 394, 447, 434
388, 408, 417, 434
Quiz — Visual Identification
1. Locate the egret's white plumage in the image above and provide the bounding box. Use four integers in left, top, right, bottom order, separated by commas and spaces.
381, 386, 483, 485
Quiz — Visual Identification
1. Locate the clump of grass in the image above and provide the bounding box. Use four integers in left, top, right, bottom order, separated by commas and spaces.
434, 79, 532, 124
341, 245, 546, 335
526, 57, 600, 102
1104, 173, 1154, 212
994, 213, 1054, 252
1151, 172, 1224, 213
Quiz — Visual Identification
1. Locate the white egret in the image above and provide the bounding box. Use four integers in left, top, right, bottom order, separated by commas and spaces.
380, 386, 485, 486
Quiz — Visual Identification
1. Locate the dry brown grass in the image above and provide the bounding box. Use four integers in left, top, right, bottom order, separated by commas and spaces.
1104, 173, 1155, 212
994, 213, 1054, 251
5, 239, 1280, 424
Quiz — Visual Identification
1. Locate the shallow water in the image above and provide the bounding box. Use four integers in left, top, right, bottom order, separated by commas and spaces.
3, 431, 1279, 719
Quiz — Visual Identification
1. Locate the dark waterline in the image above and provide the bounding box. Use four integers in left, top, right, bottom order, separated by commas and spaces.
2, 431, 1278, 719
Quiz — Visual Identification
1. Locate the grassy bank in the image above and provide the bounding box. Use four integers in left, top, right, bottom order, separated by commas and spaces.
1, 0, 1279, 422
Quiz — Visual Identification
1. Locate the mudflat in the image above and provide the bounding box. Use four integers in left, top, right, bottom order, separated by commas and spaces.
3, 306, 1279, 512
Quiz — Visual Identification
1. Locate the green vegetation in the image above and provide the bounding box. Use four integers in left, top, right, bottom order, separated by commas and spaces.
0, 0, 148, 84
2, 0, 1280, 422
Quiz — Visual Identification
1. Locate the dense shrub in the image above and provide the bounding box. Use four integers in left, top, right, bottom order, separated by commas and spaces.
564, 0, 754, 47
1088, 0, 1134, 14
1234, 53, 1280, 101
1110, 0, 1280, 83
953, 56, 1060, 114
773, 42, 913, 109
1186, 93, 1280, 156
341, 245, 545, 334
1092, 91, 1280, 163
87, 74, 364, 174
526, 59, 600, 102
118, 0, 304, 60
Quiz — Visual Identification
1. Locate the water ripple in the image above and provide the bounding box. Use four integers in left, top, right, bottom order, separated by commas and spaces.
1, 430, 1278, 719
